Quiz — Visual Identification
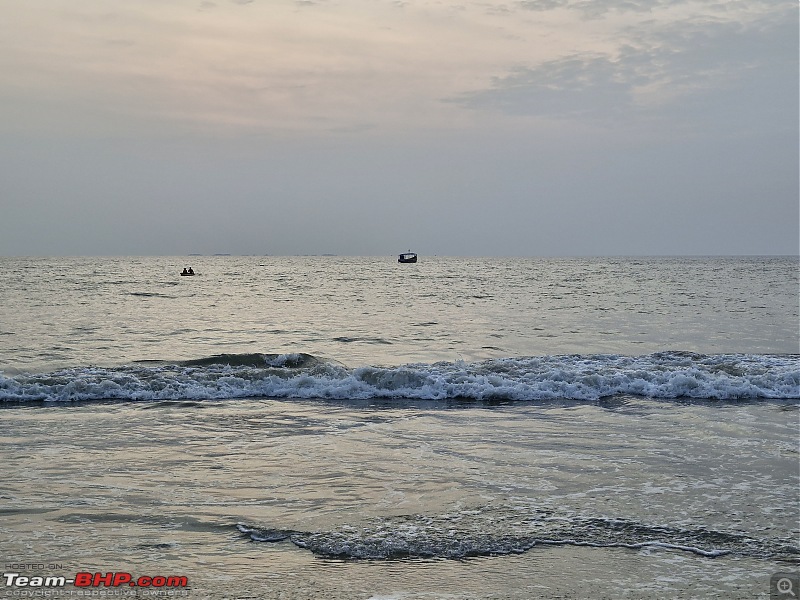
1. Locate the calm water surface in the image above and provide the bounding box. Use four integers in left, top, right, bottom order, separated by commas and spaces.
1, 256, 796, 371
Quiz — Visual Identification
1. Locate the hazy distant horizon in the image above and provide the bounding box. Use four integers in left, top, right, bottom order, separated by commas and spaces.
2, 252, 798, 259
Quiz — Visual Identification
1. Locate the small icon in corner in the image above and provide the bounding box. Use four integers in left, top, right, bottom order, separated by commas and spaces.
772, 573, 800, 599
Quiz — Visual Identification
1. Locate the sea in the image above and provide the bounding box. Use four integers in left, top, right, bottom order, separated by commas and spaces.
0, 255, 798, 599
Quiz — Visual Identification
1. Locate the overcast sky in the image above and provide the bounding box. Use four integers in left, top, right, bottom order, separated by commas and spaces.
0, 0, 797, 256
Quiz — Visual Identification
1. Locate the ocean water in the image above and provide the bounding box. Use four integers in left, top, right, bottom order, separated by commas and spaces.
0, 255, 798, 599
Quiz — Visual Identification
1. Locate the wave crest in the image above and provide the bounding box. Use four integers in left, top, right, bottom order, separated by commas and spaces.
1, 352, 797, 403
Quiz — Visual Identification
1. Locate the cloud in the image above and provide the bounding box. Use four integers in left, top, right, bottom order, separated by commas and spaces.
0, 0, 793, 139
448, 7, 797, 134
450, 55, 631, 119
517, 0, 685, 19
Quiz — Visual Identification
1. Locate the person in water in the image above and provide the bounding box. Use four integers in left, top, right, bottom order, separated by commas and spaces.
181, 268, 188, 275
188, 267, 194, 274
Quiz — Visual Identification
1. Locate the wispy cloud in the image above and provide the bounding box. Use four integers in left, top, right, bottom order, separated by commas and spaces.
449, 5, 796, 135
0, 0, 794, 136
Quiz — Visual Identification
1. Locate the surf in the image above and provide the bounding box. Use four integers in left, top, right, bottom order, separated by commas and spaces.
1, 352, 797, 403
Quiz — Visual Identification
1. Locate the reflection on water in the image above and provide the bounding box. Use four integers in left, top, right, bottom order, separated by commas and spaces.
1, 396, 797, 598
0, 256, 797, 372
1, 255, 797, 598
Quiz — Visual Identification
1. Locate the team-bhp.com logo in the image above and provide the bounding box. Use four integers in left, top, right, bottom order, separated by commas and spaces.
4, 572, 188, 589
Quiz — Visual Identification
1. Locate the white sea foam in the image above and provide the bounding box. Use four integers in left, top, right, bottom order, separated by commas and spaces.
1, 352, 797, 403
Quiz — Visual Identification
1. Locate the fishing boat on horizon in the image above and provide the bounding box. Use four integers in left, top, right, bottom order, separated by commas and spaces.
398, 252, 417, 263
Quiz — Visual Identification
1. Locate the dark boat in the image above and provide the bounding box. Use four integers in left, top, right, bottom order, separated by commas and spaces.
180, 268, 195, 276
398, 252, 417, 263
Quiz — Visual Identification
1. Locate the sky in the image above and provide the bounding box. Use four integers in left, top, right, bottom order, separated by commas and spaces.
0, 0, 797, 256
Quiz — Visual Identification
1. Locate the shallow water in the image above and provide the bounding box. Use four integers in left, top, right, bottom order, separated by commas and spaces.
2, 396, 798, 598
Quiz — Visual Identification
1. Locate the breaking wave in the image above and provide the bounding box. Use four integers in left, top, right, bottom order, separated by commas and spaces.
1, 352, 797, 403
